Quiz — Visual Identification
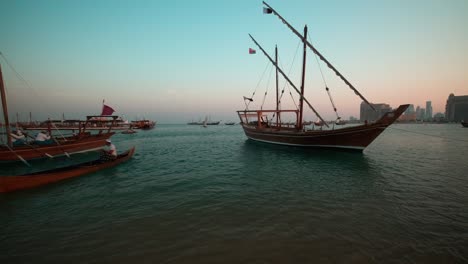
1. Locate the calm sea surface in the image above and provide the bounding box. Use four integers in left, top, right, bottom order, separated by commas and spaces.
1, 124, 467, 263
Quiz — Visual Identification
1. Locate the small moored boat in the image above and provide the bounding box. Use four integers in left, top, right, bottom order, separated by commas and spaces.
0, 147, 135, 193
0, 62, 116, 162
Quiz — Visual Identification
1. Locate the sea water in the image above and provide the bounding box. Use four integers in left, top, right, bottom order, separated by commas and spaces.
1, 124, 467, 263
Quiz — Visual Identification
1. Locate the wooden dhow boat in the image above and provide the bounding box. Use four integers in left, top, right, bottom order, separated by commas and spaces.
237, 2, 408, 151
0, 62, 115, 162
0, 147, 135, 193
131, 120, 156, 130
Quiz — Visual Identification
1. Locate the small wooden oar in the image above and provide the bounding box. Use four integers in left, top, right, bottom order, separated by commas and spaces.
2, 143, 31, 167
52, 137, 71, 158
23, 142, 54, 158
25, 132, 69, 158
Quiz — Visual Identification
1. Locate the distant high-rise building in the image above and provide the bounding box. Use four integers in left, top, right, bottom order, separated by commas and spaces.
360, 102, 392, 122
416, 106, 425, 121
425, 101, 433, 121
445, 93, 468, 122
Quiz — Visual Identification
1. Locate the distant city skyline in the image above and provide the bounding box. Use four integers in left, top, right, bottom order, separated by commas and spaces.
1, 0, 467, 124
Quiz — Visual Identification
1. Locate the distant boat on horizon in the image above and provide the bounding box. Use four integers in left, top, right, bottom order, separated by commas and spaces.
188, 117, 220, 126
131, 120, 156, 130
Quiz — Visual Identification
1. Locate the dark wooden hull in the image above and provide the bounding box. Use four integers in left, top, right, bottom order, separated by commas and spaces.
140, 125, 155, 130
239, 104, 409, 151
0, 147, 135, 193
121, 129, 137, 134
131, 120, 156, 130
462, 121, 468, 128
0, 132, 114, 162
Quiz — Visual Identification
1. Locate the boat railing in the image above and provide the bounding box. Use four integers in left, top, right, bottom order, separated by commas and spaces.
83, 115, 119, 134
237, 109, 299, 129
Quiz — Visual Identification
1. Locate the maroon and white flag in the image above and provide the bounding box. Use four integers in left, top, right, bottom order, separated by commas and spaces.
101, 104, 115, 115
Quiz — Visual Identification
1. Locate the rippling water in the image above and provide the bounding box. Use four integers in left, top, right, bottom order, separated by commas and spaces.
1, 124, 467, 263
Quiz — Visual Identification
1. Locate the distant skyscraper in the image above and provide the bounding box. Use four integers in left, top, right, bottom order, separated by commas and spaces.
445, 93, 468, 122
416, 106, 425, 121
360, 102, 392, 122
425, 101, 432, 121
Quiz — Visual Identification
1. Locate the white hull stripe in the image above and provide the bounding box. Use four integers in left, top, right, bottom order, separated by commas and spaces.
247, 137, 366, 150
242, 126, 386, 138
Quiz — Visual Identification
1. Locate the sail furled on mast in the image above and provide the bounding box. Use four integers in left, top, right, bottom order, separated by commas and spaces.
249, 34, 329, 128
262, 1, 376, 111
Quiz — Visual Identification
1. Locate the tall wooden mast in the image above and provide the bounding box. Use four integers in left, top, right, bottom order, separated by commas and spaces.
298, 25, 308, 129
275, 45, 279, 127
249, 34, 328, 127
0, 64, 12, 147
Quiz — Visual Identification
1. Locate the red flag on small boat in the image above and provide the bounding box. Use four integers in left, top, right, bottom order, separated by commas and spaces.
101, 104, 115, 115
249, 48, 256, 54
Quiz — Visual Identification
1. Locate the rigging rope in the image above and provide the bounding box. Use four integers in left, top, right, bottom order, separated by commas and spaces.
308, 35, 340, 120
277, 40, 301, 111
246, 60, 271, 110
0, 52, 34, 91
261, 63, 274, 110
249, 34, 328, 127
269, 41, 301, 123
262, 1, 376, 111
0, 52, 43, 122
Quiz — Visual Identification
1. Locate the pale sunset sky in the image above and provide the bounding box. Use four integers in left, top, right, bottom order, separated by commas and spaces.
1, 0, 467, 123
